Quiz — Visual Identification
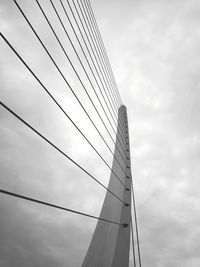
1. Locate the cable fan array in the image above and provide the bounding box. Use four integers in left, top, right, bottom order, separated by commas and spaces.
0, 0, 141, 266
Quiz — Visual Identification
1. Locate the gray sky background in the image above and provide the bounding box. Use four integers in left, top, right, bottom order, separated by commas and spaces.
1, 0, 200, 266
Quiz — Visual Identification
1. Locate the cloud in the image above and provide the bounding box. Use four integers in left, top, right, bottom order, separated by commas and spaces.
1, 0, 200, 266
92, 0, 200, 266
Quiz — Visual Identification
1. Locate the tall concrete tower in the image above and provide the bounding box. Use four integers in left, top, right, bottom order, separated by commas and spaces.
82, 105, 132, 267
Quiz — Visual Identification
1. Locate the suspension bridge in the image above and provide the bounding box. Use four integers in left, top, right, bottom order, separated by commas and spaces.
0, 0, 141, 266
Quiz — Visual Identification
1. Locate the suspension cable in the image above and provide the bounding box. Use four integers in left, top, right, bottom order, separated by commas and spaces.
0, 101, 127, 204
85, 0, 122, 108
12, 1, 126, 184
131, 180, 142, 267
0, 32, 126, 188
76, 0, 120, 124
0, 189, 128, 227
83, 0, 126, 133
70, 0, 128, 149
34, 0, 127, 175
78, 0, 125, 133
131, 216, 137, 267
60, 0, 127, 163
85, 0, 123, 109
44, 0, 127, 173
59, 0, 127, 167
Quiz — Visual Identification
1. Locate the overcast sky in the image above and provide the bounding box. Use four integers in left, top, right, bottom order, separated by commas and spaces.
1, 0, 200, 266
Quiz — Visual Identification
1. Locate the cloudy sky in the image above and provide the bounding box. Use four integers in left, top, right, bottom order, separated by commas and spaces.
1, 0, 200, 266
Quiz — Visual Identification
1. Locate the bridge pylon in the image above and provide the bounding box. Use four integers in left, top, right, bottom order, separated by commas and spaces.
82, 105, 132, 267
